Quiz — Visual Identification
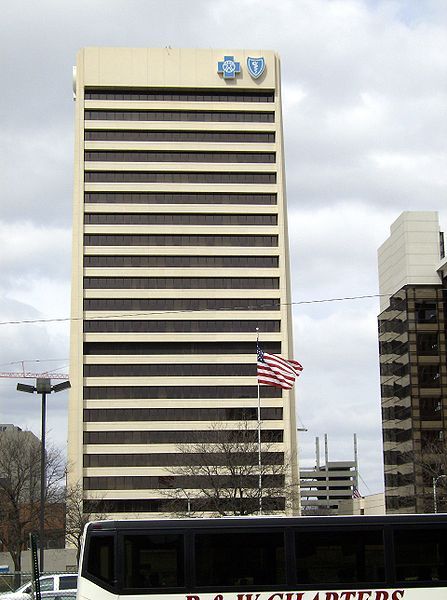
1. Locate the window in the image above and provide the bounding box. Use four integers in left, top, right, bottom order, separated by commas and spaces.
83, 319, 280, 333
295, 529, 385, 584
123, 533, 184, 589
84, 213, 277, 225
418, 365, 441, 388
84, 429, 283, 445
84, 450, 284, 468
84, 297, 280, 311
83, 256, 279, 269
59, 576, 78, 590
39, 578, 55, 591
83, 385, 282, 400
85, 533, 115, 586
420, 397, 442, 420
195, 531, 285, 587
83, 340, 282, 355
85, 130, 275, 143
84, 191, 277, 204
84, 234, 278, 247
417, 332, 439, 355
415, 302, 437, 323
84, 109, 275, 122
83, 277, 279, 290
84, 88, 274, 102
83, 406, 283, 421
85, 150, 275, 163
84, 171, 276, 184
394, 527, 447, 582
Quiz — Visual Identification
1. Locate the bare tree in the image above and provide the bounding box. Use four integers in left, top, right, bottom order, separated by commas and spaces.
162, 421, 298, 516
0, 428, 65, 576
64, 481, 108, 564
394, 439, 447, 513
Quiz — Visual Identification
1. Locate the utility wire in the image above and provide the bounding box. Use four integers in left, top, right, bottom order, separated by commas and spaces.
0, 292, 389, 327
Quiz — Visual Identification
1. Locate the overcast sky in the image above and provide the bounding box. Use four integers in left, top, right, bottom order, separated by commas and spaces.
1, 0, 446, 495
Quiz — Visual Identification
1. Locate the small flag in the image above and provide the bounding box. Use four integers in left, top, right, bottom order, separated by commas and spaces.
257, 345, 303, 389
353, 487, 362, 499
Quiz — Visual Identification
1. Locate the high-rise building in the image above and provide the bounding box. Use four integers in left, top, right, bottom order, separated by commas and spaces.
68, 48, 298, 517
378, 211, 447, 513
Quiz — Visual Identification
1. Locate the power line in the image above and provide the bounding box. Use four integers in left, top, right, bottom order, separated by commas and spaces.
0, 292, 388, 327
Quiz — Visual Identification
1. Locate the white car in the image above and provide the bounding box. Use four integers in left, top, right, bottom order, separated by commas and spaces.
0, 574, 77, 600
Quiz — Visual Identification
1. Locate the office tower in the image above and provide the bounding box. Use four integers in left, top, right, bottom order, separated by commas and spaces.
378, 212, 447, 513
68, 48, 297, 516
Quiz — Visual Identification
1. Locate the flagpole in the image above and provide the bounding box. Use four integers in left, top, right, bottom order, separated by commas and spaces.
256, 328, 262, 515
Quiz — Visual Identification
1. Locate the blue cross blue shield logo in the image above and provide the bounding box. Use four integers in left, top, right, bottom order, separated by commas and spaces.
247, 57, 266, 79
217, 56, 241, 80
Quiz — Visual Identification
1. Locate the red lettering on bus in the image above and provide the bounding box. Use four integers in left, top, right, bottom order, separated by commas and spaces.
267, 594, 283, 600
391, 592, 405, 600
285, 594, 305, 600
214, 595, 224, 600
186, 596, 200, 600
238, 594, 261, 600
357, 593, 372, 600
374, 593, 389, 600
340, 593, 356, 599
325, 594, 339, 600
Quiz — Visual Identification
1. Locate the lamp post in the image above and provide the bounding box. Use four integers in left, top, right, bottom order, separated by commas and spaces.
176, 488, 191, 515
433, 474, 447, 513
17, 378, 71, 571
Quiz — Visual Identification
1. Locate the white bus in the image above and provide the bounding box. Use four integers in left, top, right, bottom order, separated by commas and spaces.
78, 514, 447, 600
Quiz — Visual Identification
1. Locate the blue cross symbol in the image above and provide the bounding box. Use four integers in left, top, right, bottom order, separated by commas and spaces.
217, 55, 241, 80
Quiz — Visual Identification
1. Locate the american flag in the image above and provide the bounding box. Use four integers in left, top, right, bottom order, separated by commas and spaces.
352, 487, 362, 499
257, 345, 303, 389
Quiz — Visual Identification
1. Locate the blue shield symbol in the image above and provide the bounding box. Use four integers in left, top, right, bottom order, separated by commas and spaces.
247, 57, 265, 79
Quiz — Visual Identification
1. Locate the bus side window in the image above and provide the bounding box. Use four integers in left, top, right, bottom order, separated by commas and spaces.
122, 533, 185, 589
394, 527, 447, 582
295, 529, 385, 585
195, 531, 286, 587
86, 533, 115, 586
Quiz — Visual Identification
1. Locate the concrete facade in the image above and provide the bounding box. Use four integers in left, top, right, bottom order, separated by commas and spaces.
378, 211, 447, 513
68, 48, 297, 517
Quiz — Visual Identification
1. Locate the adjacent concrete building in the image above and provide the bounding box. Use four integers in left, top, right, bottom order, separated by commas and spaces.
68, 48, 297, 516
378, 211, 447, 513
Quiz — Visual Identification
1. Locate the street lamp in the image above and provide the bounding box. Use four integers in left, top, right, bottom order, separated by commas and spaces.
433, 474, 447, 513
17, 378, 71, 571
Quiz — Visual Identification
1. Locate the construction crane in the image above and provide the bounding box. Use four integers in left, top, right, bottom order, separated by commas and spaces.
0, 360, 69, 380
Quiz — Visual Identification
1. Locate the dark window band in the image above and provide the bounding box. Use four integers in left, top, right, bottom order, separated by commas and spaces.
83, 407, 283, 422
83, 297, 280, 311
84, 234, 278, 247
85, 130, 275, 143
83, 385, 282, 400
84, 88, 274, 103
83, 341, 281, 355
85, 151, 275, 163
83, 497, 285, 513
84, 428, 283, 443
83, 319, 280, 333
84, 474, 284, 490
84, 364, 259, 378
84, 256, 279, 269
84, 213, 277, 226
84, 192, 277, 205
84, 451, 284, 468
83, 277, 279, 290
85, 171, 276, 184
84, 110, 274, 123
